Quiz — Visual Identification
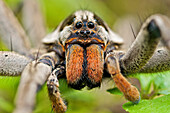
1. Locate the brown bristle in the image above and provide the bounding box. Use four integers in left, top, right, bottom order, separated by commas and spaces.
66, 44, 84, 85
86, 44, 104, 85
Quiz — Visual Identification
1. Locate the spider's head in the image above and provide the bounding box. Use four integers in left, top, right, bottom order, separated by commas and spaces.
63, 10, 106, 48
59, 10, 123, 48
42, 10, 123, 90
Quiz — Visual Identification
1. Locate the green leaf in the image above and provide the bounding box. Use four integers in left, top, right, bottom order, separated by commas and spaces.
123, 94, 170, 113
130, 71, 170, 99
107, 87, 123, 95
0, 97, 13, 113
134, 74, 155, 94
153, 73, 170, 95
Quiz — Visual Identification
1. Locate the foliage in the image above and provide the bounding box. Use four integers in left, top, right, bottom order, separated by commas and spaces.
123, 94, 170, 113
107, 87, 123, 96
108, 71, 170, 113
0, 77, 19, 113
134, 71, 170, 99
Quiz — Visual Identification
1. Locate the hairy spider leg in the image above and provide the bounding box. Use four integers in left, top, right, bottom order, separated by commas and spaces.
106, 52, 140, 104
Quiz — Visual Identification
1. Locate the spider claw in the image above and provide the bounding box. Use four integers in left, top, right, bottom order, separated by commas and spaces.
131, 96, 140, 104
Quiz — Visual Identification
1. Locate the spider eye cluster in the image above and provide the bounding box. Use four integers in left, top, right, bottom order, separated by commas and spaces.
75, 21, 95, 29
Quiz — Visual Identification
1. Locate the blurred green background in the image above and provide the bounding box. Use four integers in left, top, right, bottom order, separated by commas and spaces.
0, 0, 170, 113
5, 0, 170, 29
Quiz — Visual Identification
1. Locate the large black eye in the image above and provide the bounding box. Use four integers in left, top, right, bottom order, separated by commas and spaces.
75, 21, 83, 29
87, 21, 94, 29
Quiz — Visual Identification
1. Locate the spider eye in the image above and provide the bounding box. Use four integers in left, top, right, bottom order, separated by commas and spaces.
75, 21, 83, 29
87, 21, 94, 29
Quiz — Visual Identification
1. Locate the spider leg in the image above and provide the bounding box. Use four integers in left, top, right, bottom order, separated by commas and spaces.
157, 15, 170, 50
0, 51, 31, 76
139, 15, 170, 73
22, 0, 46, 48
0, 0, 31, 55
13, 52, 59, 113
139, 48, 170, 73
120, 14, 170, 74
47, 67, 67, 113
105, 51, 140, 104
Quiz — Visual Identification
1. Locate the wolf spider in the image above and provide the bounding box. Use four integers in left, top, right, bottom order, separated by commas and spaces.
0, 0, 170, 113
